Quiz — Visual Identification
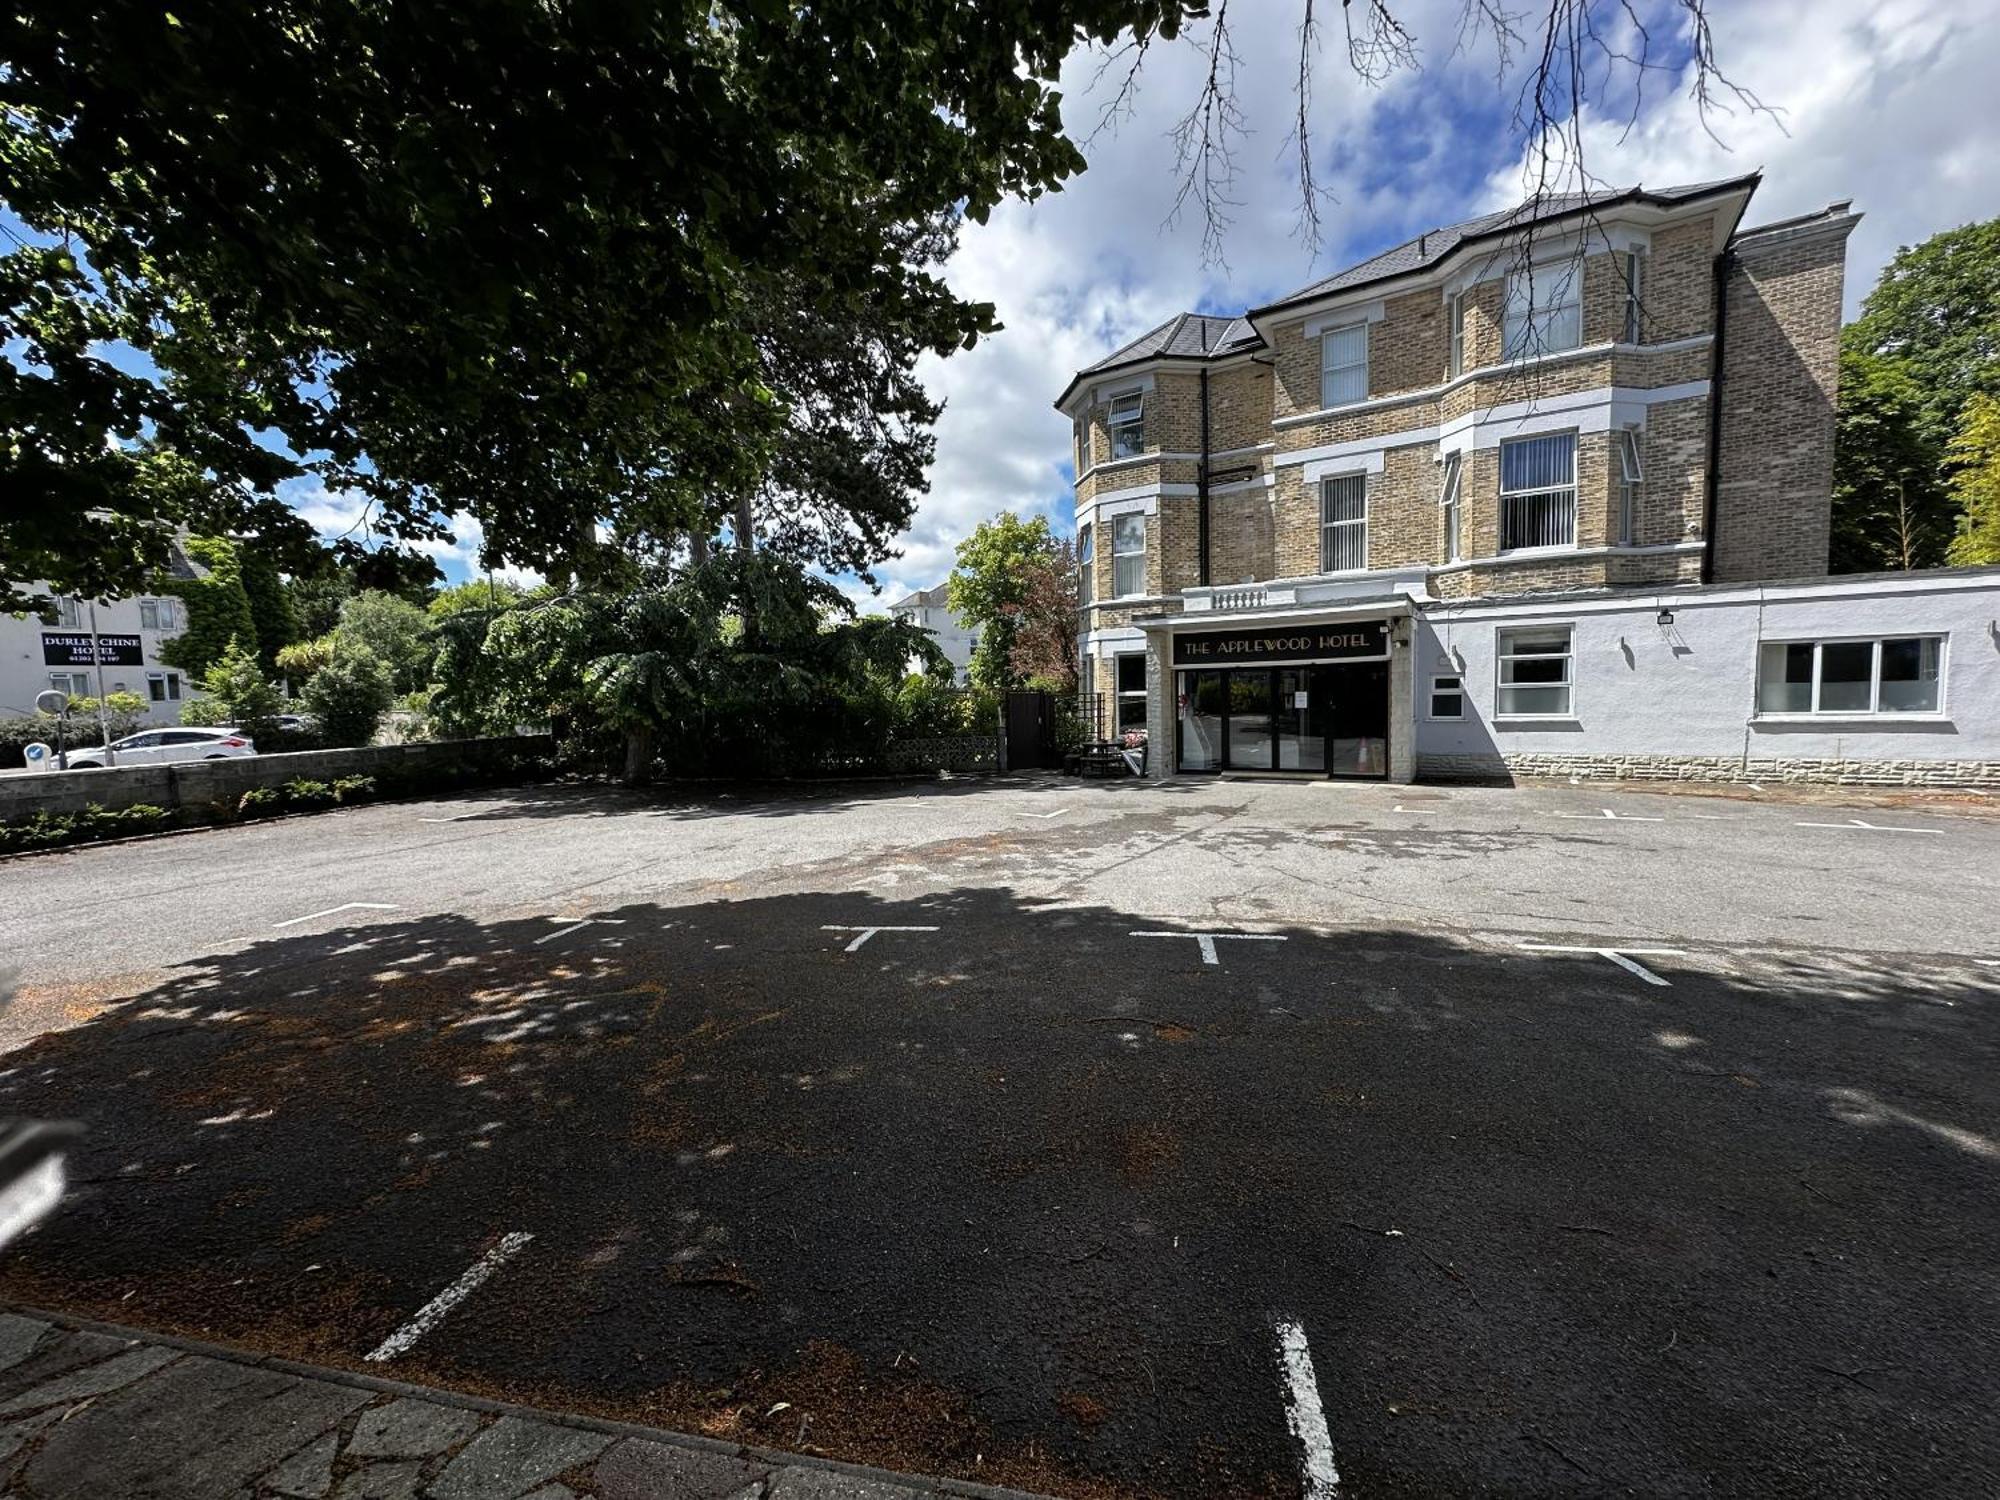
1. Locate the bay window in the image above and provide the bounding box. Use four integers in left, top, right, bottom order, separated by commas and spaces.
1115, 653, 1148, 738
1503, 258, 1582, 358
1621, 250, 1645, 344
1499, 432, 1577, 550
1447, 291, 1467, 376
1077, 522, 1094, 606
1756, 637, 1944, 716
1320, 323, 1368, 407
1495, 625, 1573, 718
1112, 513, 1146, 598
1615, 429, 1644, 545
1439, 451, 1463, 562
1108, 391, 1146, 459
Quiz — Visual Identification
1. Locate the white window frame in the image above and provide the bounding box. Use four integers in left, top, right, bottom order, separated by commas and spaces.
1621, 250, 1645, 344
1427, 673, 1465, 721
147, 670, 183, 704
1107, 391, 1146, 459
1615, 428, 1643, 546
47, 595, 82, 628
1077, 522, 1095, 606
1447, 291, 1467, 377
1439, 450, 1463, 563
139, 597, 160, 630
1111, 512, 1147, 598
1073, 418, 1087, 475
1320, 474, 1368, 573
1499, 432, 1578, 552
48, 672, 92, 699
1494, 625, 1575, 720
1319, 323, 1369, 408
1503, 257, 1583, 359
1755, 636, 1948, 719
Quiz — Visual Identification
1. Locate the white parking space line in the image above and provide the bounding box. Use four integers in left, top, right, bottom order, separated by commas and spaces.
365, 1231, 534, 1362
273, 902, 400, 929
1796, 818, 1943, 835
1273, 1317, 1340, 1499
822, 924, 940, 953
1553, 808, 1665, 822
1026, 808, 1070, 820
1130, 931, 1288, 966
418, 813, 479, 824
535, 917, 627, 946
1976, 959, 1999, 968
1517, 940, 1682, 987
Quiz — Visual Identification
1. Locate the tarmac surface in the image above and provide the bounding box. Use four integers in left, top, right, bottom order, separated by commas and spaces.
2, 774, 1998, 1497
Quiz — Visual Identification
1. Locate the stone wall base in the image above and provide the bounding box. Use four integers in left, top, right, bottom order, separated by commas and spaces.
1418, 751, 2000, 789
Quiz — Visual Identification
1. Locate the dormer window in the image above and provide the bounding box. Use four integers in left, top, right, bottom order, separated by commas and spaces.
1107, 391, 1146, 459
1320, 324, 1368, 407
1503, 259, 1582, 359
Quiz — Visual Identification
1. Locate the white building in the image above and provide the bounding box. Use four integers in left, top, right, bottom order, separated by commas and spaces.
888, 583, 979, 683
3, 553, 205, 725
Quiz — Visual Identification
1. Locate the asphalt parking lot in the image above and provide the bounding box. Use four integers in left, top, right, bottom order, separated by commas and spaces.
2, 775, 1998, 1497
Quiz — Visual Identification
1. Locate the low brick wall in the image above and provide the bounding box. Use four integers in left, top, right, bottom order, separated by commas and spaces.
1418, 751, 2000, 789
0, 735, 554, 820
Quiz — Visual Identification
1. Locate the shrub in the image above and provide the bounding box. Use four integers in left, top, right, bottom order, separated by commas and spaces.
302, 644, 395, 747
196, 636, 286, 738
237, 786, 285, 818
331, 775, 377, 803
283, 778, 336, 809
177, 696, 229, 727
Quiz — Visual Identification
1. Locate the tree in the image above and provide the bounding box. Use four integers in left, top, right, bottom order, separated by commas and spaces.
191, 635, 285, 738
1946, 395, 2000, 567
949, 514, 1059, 693
155, 536, 258, 679
429, 579, 534, 620
446, 552, 940, 784
1831, 347, 1957, 572
238, 550, 301, 674
302, 645, 395, 748
335, 591, 436, 696
1010, 537, 1082, 692
1833, 216, 2000, 570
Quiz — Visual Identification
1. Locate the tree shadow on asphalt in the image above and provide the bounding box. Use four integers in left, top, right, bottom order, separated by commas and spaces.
2, 888, 1997, 1499
430, 774, 1206, 825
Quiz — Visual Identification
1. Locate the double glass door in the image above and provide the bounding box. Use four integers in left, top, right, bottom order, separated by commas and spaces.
1177, 661, 1387, 777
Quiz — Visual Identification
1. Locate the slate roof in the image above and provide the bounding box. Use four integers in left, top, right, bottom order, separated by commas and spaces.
1059, 174, 1757, 406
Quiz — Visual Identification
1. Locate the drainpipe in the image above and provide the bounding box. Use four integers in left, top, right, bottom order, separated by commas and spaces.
1197, 365, 1212, 587
1700, 247, 1732, 584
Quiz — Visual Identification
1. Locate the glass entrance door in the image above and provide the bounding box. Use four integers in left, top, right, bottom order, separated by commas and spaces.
1178, 670, 1225, 772
1325, 659, 1390, 777
1276, 668, 1325, 771
1224, 670, 1275, 770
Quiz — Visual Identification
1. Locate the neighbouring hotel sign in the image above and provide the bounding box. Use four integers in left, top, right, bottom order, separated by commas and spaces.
41, 633, 144, 667
1172, 620, 1389, 666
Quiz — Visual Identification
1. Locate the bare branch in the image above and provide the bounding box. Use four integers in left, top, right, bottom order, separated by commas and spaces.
1163, 0, 1246, 271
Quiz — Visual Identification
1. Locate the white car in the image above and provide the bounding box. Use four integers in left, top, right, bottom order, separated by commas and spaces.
62, 728, 257, 769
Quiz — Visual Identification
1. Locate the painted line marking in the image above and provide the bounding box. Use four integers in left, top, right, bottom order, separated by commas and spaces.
1976, 959, 1999, 968
1517, 940, 1681, 987
419, 813, 479, 823
1026, 808, 1070, 819
365, 1231, 533, 1362
1131, 931, 1288, 966
822, 925, 940, 953
535, 917, 627, 945
1796, 819, 1943, 835
273, 902, 400, 929
1553, 808, 1665, 822
1274, 1317, 1339, 1499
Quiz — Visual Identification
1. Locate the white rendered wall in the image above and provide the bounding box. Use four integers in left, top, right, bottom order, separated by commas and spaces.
1415, 570, 2000, 769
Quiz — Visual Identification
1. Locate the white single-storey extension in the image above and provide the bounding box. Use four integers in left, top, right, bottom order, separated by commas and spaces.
1134, 565, 2000, 787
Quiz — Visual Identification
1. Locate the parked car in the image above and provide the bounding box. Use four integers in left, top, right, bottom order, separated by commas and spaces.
62, 728, 257, 769
272, 713, 316, 733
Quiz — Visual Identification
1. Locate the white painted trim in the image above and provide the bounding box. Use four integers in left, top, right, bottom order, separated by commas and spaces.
1208, 474, 1277, 496
1422, 568, 2000, 624
1088, 371, 1155, 408
1430, 540, 1707, 575
1271, 337, 1714, 432
1082, 482, 1199, 509
1084, 626, 1146, 648
1074, 451, 1203, 487
1078, 495, 1159, 525
1210, 442, 1276, 461
1302, 301, 1385, 338
1304, 451, 1386, 484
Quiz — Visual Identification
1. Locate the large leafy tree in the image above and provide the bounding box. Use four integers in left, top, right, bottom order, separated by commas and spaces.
2, 0, 1202, 608
949, 512, 1061, 693
1946, 394, 2000, 567
1009, 537, 1082, 692
1833, 216, 2000, 571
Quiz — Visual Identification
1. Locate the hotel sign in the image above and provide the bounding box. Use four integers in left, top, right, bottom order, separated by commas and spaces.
41, 633, 144, 667
1173, 620, 1389, 667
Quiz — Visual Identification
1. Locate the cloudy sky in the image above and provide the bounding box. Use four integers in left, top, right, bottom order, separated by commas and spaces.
282, 0, 2000, 605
